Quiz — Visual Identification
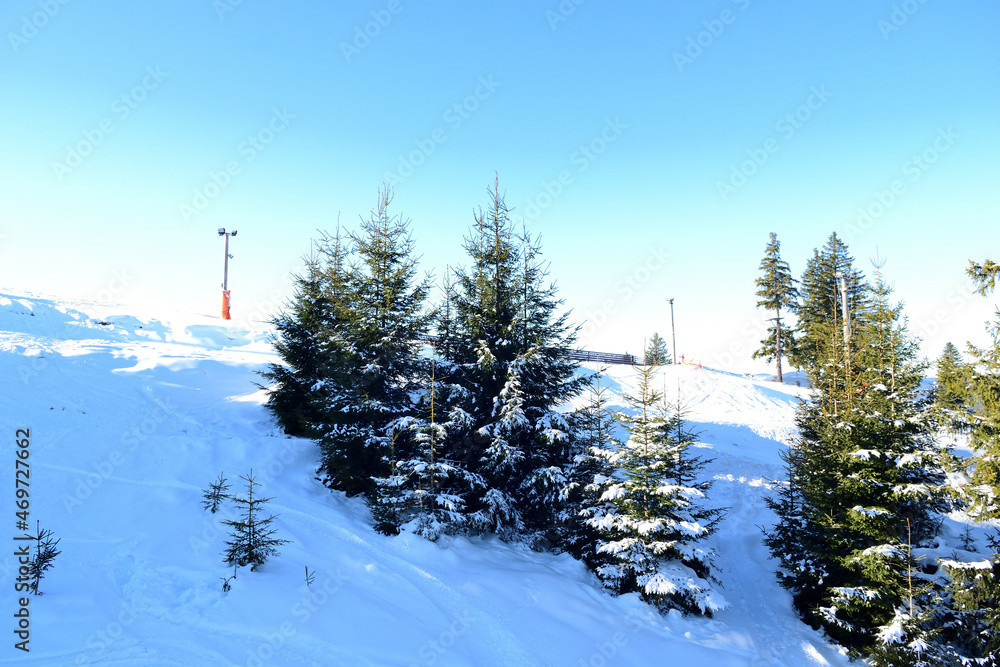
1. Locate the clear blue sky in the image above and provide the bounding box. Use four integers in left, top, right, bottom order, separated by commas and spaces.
2, 0, 998, 373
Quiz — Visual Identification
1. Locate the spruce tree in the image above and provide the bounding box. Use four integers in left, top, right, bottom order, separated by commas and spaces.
645, 333, 671, 365
557, 366, 619, 569
931, 342, 973, 435
259, 231, 351, 438
962, 258, 1000, 520
791, 233, 867, 374
222, 470, 290, 572
314, 187, 433, 498
201, 472, 231, 514
27, 520, 61, 595
586, 365, 726, 616
936, 552, 1000, 666
437, 178, 586, 540
752, 232, 798, 382
766, 261, 948, 656
377, 356, 480, 539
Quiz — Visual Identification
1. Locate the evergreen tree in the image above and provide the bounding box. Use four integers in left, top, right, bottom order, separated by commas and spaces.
766, 261, 948, 656
931, 343, 973, 435
201, 471, 231, 514
436, 178, 587, 540
375, 356, 481, 540
586, 365, 726, 616
259, 230, 351, 438
314, 187, 433, 498
937, 549, 1000, 666
645, 333, 671, 365
556, 366, 619, 569
791, 233, 867, 374
963, 258, 1000, 520
26, 520, 61, 595
222, 469, 290, 572
752, 232, 799, 382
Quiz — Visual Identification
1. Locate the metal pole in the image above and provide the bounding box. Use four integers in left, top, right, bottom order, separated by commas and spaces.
836, 271, 852, 402
221, 231, 233, 320
223, 232, 230, 292
668, 298, 676, 364
837, 272, 851, 345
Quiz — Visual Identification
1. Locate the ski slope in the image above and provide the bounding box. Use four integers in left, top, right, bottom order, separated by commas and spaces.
0, 291, 856, 666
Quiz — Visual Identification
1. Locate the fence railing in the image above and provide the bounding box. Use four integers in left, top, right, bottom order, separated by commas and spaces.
566, 350, 641, 366
417, 335, 644, 366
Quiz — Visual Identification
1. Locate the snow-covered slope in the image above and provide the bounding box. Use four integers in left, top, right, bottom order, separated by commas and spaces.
0, 292, 855, 666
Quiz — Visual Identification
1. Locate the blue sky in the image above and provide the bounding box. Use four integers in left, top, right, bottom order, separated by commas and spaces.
2, 0, 998, 372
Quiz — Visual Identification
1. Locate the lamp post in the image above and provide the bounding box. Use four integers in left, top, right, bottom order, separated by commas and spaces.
218, 228, 237, 320
667, 298, 676, 364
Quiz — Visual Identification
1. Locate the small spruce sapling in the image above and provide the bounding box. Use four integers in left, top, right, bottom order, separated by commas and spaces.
202, 471, 231, 514
28, 520, 61, 595
222, 469, 290, 572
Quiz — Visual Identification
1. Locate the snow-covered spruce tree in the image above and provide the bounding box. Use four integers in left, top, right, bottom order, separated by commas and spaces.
937, 538, 1000, 665
752, 232, 799, 383
222, 469, 290, 572
962, 258, 1000, 521
313, 187, 433, 499
644, 333, 671, 366
375, 356, 481, 539
437, 178, 586, 541
656, 386, 724, 591
587, 364, 726, 616
259, 230, 351, 439
791, 233, 867, 374
767, 261, 949, 657
556, 366, 620, 570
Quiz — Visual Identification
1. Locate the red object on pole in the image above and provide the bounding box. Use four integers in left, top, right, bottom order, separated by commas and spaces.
222, 290, 232, 320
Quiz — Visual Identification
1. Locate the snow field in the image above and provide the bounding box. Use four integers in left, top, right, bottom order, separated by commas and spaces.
1, 292, 861, 666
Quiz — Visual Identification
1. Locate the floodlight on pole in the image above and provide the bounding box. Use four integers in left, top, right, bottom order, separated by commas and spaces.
218, 228, 238, 320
